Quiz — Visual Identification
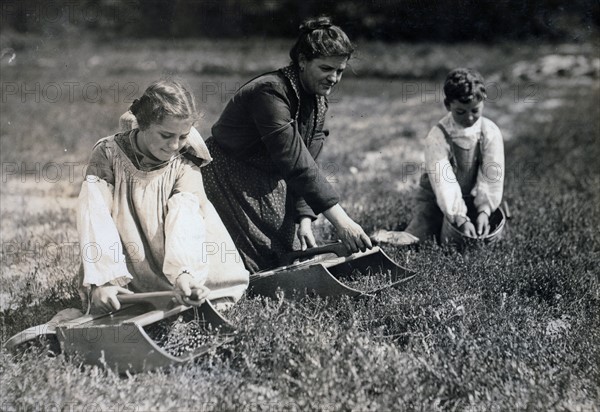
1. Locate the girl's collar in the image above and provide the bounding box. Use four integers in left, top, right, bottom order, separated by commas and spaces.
185, 127, 213, 167
128, 129, 175, 171
122, 125, 212, 170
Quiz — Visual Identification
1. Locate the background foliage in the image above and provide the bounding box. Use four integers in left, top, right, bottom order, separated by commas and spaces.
2, 0, 599, 42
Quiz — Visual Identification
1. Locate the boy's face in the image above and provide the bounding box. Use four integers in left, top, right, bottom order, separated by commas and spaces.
446, 99, 484, 128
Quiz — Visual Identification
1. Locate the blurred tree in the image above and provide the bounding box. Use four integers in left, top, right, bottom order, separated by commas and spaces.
1, 0, 597, 42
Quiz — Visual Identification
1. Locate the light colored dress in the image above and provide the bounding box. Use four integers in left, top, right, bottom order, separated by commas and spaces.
77, 125, 249, 311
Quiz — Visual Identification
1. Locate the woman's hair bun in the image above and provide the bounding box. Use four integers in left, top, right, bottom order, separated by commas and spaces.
299, 16, 332, 33
289, 15, 354, 65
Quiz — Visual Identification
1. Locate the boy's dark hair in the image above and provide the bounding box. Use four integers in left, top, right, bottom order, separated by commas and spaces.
443, 68, 487, 107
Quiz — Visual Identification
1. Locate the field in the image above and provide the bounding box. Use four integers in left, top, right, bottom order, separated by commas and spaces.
1, 33, 599, 411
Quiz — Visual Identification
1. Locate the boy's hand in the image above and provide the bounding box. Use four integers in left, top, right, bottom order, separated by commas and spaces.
460, 221, 477, 238
91, 285, 133, 313
476, 212, 490, 238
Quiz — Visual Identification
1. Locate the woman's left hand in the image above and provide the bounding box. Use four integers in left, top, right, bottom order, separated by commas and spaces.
175, 272, 209, 303
297, 217, 317, 250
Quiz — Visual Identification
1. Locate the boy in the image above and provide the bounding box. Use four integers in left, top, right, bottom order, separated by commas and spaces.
374, 68, 504, 245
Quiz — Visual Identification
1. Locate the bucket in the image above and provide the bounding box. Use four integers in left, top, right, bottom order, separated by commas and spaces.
441, 205, 507, 246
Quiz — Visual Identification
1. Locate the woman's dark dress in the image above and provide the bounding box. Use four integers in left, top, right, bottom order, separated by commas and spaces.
203, 65, 339, 272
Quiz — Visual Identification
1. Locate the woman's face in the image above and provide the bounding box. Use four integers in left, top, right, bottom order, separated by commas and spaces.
299, 55, 348, 96
138, 116, 193, 161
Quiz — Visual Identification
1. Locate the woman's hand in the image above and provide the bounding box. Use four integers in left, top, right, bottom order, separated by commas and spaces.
297, 217, 317, 250
460, 221, 477, 238
91, 285, 133, 313
476, 212, 490, 238
175, 272, 210, 303
337, 220, 372, 253
323, 204, 373, 253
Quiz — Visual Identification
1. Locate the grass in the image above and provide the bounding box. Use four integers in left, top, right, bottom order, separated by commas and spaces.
1, 34, 599, 411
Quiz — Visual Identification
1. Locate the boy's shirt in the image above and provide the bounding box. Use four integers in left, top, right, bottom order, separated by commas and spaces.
424, 112, 504, 225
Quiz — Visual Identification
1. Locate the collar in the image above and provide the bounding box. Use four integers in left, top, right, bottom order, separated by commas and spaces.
185, 127, 213, 167
280, 65, 327, 128
120, 111, 212, 167
441, 113, 483, 137
129, 129, 169, 169
126, 128, 212, 170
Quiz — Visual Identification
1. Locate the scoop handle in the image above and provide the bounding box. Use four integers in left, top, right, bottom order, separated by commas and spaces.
279, 242, 350, 266
117, 289, 206, 308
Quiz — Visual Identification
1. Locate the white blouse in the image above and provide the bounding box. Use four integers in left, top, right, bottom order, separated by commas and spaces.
77, 128, 249, 306
424, 113, 504, 224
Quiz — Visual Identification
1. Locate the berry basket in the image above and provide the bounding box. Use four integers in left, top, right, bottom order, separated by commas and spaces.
5, 292, 234, 373
250, 242, 416, 299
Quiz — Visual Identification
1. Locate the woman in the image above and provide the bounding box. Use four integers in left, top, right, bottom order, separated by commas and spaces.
202, 17, 372, 273
79, 79, 249, 313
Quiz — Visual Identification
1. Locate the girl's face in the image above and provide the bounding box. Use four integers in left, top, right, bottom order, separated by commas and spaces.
299, 55, 348, 96
138, 116, 193, 161
446, 99, 484, 128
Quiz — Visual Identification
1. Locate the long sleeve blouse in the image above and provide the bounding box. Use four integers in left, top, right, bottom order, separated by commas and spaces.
210, 66, 339, 218
424, 113, 504, 224
78, 129, 248, 303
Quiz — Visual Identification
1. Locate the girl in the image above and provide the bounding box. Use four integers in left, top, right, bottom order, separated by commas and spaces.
79, 79, 248, 313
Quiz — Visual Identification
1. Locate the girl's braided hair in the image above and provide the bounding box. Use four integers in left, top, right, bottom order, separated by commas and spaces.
130, 79, 198, 130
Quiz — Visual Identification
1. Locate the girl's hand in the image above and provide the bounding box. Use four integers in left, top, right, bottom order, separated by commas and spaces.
175, 272, 209, 303
297, 217, 317, 250
460, 221, 477, 238
91, 285, 133, 313
476, 212, 490, 238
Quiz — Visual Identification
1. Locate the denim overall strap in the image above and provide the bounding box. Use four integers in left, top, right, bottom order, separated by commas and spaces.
436, 123, 482, 196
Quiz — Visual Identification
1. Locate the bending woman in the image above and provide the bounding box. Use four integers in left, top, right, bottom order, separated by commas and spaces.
79, 79, 249, 313
203, 17, 372, 272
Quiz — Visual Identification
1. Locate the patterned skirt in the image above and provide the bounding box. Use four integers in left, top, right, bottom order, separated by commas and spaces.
202, 138, 297, 273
